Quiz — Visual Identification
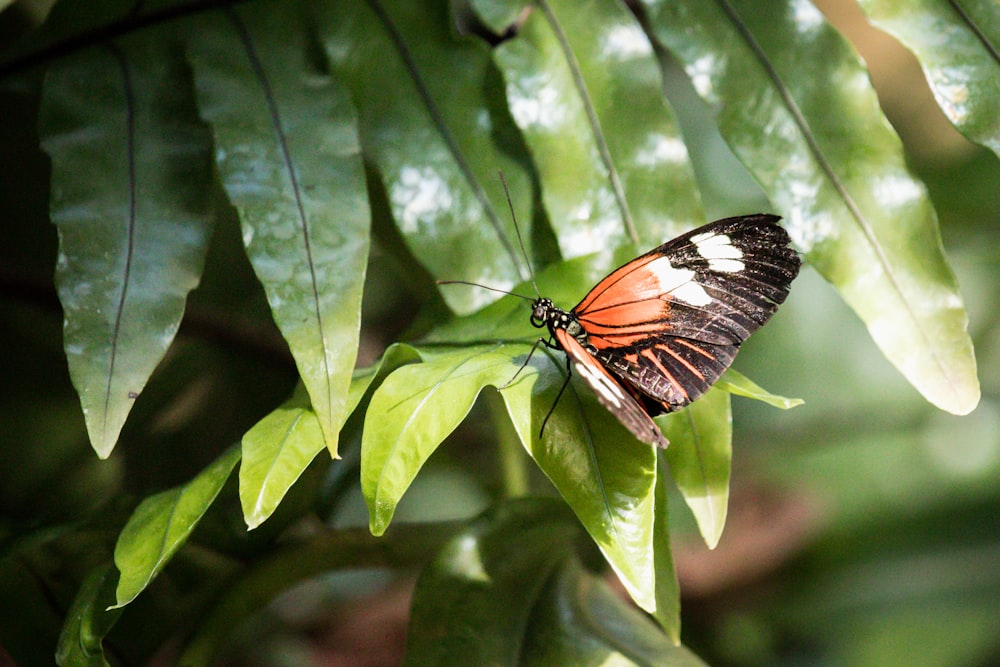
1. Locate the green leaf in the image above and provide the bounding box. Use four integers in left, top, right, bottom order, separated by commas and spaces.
642, 0, 980, 416
240, 344, 422, 530
718, 368, 804, 409
488, 0, 703, 256
346, 342, 424, 418
319, 0, 533, 314
858, 0, 1000, 156
240, 387, 324, 530
652, 459, 682, 643
188, 5, 370, 457
661, 388, 732, 549
38, 34, 215, 457
56, 565, 120, 667
522, 557, 708, 667
361, 333, 661, 612
361, 345, 518, 535
499, 345, 660, 612
112, 444, 240, 608
426, 248, 717, 614
404, 499, 579, 665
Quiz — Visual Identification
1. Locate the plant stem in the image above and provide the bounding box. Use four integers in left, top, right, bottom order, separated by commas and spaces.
488, 390, 529, 497
178, 520, 464, 666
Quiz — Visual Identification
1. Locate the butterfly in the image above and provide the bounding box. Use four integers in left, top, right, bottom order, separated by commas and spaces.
522, 214, 800, 448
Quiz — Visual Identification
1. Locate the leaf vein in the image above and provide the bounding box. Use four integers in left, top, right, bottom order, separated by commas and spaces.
537, 0, 638, 245
365, 0, 525, 279
716, 0, 959, 393
227, 9, 336, 423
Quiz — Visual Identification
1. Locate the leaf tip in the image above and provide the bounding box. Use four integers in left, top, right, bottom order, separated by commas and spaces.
936, 383, 981, 416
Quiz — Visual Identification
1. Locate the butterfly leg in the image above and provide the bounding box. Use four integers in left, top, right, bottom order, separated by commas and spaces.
538, 353, 573, 439
497, 337, 558, 390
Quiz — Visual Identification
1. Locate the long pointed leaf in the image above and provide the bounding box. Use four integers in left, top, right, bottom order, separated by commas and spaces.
859, 0, 1000, 157
661, 388, 732, 549
361, 345, 518, 535
188, 6, 370, 457
643, 0, 979, 416
112, 444, 240, 608
240, 387, 324, 530
487, 0, 703, 256
241, 344, 421, 529
56, 565, 120, 667
499, 345, 660, 613
39, 35, 215, 457
718, 368, 804, 410
319, 0, 533, 314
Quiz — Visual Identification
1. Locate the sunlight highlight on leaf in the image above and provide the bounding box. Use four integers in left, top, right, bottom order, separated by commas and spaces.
361, 346, 519, 535
487, 0, 703, 258
859, 0, 1000, 156
318, 0, 533, 314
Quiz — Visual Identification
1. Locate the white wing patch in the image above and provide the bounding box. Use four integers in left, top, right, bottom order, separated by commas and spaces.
690, 231, 745, 273
574, 354, 624, 408
646, 256, 712, 306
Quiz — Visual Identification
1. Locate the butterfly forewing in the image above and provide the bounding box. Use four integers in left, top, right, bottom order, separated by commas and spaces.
571, 214, 799, 417
575, 215, 798, 349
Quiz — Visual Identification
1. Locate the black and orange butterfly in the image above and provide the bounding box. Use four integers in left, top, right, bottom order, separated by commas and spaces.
445, 213, 800, 448
527, 214, 800, 448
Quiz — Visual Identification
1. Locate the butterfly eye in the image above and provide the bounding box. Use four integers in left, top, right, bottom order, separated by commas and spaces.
530, 298, 551, 328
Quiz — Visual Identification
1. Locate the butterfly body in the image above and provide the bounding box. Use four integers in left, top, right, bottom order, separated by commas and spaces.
528, 214, 800, 448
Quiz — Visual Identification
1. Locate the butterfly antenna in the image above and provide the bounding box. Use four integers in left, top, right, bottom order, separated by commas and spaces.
435, 279, 534, 302
498, 171, 541, 298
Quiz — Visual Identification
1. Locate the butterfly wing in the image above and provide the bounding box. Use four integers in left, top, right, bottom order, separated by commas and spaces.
596, 338, 737, 412
553, 328, 670, 448
575, 215, 799, 411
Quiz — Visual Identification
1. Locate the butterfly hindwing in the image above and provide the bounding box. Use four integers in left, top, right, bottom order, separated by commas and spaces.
597, 338, 738, 413
554, 328, 670, 449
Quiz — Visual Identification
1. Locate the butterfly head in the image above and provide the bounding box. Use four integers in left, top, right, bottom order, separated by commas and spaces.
530, 297, 554, 329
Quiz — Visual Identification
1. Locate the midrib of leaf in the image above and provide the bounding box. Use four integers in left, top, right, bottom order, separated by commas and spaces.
226, 9, 335, 424
102, 43, 137, 446
252, 409, 304, 519
541, 346, 631, 573
155, 493, 183, 578
947, 0, 1000, 63
364, 0, 525, 281
715, 0, 958, 395
682, 406, 719, 531
536, 0, 638, 246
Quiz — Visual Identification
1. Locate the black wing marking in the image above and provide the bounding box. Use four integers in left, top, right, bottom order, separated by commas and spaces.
597, 337, 737, 413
